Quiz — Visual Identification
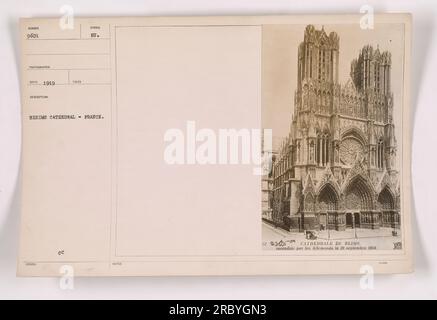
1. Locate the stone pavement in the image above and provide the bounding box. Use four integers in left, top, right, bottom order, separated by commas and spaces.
262, 221, 403, 251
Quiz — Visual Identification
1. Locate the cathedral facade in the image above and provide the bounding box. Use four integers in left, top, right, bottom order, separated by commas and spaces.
269, 25, 401, 232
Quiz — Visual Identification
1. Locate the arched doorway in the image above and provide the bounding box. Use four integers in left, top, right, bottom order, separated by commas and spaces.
354, 212, 361, 228
345, 212, 361, 228
378, 187, 397, 228
344, 176, 376, 229
346, 212, 353, 228
317, 184, 339, 230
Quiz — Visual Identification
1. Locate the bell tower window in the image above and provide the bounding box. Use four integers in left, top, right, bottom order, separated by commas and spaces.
377, 138, 384, 169
317, 132, 330, 166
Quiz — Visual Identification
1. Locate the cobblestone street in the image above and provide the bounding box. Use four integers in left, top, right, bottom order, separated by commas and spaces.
262, 221, 403, 251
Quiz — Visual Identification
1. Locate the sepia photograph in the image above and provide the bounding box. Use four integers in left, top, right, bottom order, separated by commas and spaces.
262, 23, 404, 253
1, 0, 437, 302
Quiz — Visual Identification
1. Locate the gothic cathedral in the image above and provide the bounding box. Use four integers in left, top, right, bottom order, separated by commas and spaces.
270, 25, 400, 232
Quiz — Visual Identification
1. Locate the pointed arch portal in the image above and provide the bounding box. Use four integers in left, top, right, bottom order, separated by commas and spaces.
318, 184, 338, 211
378, 187, 395, 210
317, 184, 339, 230
378, 186, 399, 228
343, 175, 380, 229
344, 176, 374, 211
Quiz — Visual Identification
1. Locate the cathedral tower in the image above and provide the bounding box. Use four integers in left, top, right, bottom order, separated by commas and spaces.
270, 25, 400, 233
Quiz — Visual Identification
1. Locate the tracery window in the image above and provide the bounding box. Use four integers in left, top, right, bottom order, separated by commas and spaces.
318, 49, 321, 80
339, 137, 364, 166
377, 138, 384, 169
